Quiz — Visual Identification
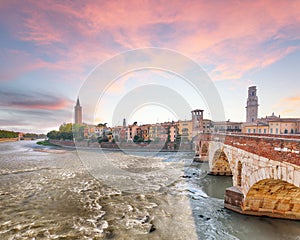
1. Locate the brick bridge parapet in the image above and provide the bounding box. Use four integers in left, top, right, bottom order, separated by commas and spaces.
199, 133, 300, 166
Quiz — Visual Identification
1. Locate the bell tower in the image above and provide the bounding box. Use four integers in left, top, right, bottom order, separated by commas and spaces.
246, 86, 258, 123
74, 98, 82, 124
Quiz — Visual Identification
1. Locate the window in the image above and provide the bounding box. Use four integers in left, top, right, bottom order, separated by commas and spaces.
258, 129, 261, 133
270, 128, 273, 134
264, 129, 266, 134
291, 129, 294, 134
276, 128, 278, 134
253, 129, 256, 133
248, 129, 251, 133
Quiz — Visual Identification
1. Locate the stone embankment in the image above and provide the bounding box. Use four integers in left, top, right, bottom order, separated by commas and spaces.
48, 139, 193, 151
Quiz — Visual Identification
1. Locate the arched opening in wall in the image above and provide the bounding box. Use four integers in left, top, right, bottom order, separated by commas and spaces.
210, 149, 232, 176
243, 179, 300, 219
237, 161, 242, 186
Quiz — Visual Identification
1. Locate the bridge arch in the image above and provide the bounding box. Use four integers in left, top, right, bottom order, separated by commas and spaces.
244, 163, 300, 196
209, 149, 232, 176
242, 179, 300, 219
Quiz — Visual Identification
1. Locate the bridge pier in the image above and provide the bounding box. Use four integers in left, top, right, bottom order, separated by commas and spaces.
224, 184, 300, 220
208, 170, 232, 176
224, 187, 244, 213
193, 153, 208, 162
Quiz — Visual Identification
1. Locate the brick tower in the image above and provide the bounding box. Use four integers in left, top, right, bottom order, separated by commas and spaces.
74, 98, 82, 124
191, 109, 204, 137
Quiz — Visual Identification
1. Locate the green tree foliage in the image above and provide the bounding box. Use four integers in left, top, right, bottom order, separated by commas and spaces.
47, 130, 60, 139
0, 130, 18, 138
72, 124, 84, 141
133, 135, 143, 143
0, 130, 45, 139
23, 133, 46, 139
97, 123, 107, 127
59, 123, 73, 132
47, 123, 85, 140
97, 135, 109, 143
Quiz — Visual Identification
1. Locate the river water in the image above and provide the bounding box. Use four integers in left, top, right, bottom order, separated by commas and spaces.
0, 140, 300, 240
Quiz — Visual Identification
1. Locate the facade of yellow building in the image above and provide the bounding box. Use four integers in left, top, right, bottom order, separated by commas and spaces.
242, 113, 300, 134
177, 120, 193, 142
268, 119, 300, 134
242, 123, 269, 134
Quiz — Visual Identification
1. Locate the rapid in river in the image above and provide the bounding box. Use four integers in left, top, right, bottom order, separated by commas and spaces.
0, 140, 300, 239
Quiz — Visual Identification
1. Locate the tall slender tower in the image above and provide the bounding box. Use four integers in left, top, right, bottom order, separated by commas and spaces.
74, 98, 82, 124
123, 118, 126, 128
246, 86, 258, 123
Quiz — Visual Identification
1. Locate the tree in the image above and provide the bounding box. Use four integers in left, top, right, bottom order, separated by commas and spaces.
59, 123, 73, 132
47, 123, 81, 140
0, 130, 18, 138
47, 130, 59, 139
97, 135, 109, 143
59, 131, 73, 140
97, 123, 107, 127
72, 124, 84, 140
133, 135, 143, 143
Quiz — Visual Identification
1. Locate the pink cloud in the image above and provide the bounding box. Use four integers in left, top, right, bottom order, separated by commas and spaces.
19, 100, 70, 111
1, 0, 300, 83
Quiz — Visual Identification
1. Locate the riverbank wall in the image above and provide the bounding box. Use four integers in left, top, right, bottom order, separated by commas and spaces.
0, 138, 18, 143
48, 139, 193, 152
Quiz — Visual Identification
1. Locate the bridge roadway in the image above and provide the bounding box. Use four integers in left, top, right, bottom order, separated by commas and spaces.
196, 133, 300, 220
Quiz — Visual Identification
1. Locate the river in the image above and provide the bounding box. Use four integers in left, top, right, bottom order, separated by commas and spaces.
0, 140, 300, 240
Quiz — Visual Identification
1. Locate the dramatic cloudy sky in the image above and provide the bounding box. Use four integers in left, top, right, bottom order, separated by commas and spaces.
0, 0, 300, 133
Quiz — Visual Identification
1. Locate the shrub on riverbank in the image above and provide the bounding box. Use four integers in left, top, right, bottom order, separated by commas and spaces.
36, 140, 55, 146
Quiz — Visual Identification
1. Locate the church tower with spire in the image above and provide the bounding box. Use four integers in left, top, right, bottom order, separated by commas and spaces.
74, 98, 82, 124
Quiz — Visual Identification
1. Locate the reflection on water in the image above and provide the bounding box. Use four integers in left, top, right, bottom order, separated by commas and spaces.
0, 141, 299, 239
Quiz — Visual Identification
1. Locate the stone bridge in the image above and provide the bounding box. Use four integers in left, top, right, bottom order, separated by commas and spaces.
197, 133, 300, 220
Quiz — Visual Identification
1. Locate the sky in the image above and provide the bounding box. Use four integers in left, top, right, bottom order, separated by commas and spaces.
0, 0, 300, 133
